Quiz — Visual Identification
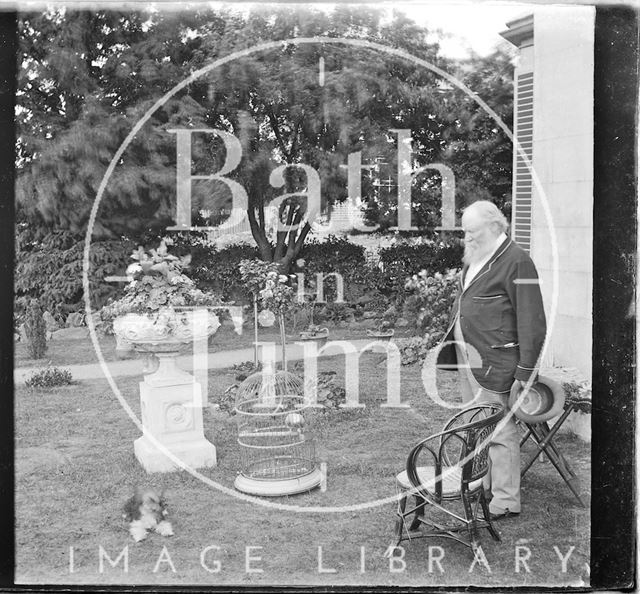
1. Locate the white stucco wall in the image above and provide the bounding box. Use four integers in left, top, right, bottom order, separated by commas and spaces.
530, 6, 595, 378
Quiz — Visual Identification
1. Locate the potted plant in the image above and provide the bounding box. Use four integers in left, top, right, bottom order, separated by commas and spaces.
299, 323, 330, 348
100, 238, 222, 368
366, 319, 395, 341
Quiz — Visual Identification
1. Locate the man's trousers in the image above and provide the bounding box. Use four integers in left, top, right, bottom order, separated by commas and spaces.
454, 319, 521, 515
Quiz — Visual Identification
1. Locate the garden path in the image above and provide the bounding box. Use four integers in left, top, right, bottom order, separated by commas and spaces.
14, 338, 383, 385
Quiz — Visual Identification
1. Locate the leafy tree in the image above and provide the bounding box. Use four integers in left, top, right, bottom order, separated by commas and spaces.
444, 48, 515, 218
16, 8, 227, 238
16, 5, 513, 274
190, 6, 454, 269
361, 46, 515, 229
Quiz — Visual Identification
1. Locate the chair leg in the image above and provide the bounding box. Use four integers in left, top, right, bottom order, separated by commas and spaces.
395, 491, 408, 544
462, 493, 481, 550
480, 491, 501, 541
408, 496, 425, 531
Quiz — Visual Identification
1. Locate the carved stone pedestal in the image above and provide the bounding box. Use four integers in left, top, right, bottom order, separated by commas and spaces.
134, 351, 216, 473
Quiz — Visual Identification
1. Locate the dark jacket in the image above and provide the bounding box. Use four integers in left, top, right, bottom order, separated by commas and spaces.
437, 237, 547, 393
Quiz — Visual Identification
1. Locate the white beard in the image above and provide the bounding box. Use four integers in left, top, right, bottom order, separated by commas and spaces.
463, 244, 481, 265
463, 241, 495, 266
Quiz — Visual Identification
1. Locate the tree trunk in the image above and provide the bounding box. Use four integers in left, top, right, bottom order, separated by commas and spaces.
278, 312, 287, 372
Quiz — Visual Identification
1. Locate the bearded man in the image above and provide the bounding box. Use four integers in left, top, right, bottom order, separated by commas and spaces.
437, 200, 547, 519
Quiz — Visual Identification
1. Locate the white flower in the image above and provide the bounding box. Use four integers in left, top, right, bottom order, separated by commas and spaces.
278, 275, 288, 283
126, 263, 142, 275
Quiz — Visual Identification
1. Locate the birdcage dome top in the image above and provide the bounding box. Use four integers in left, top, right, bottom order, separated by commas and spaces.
234, 370, 306, 416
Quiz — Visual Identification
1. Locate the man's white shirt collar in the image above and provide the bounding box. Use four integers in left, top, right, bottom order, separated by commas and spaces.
464, 232, 508, 289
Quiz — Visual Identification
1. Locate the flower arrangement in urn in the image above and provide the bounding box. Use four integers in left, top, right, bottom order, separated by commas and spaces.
101, 238, 222, 350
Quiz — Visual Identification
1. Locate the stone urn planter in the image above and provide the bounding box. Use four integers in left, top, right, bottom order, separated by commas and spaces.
114, 308, 220, 376
366, 328, 395, 342
113, 308, 220, 473
299, 326, 329, 349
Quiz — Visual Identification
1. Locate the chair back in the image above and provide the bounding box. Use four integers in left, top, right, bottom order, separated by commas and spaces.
440, 404, 504, 485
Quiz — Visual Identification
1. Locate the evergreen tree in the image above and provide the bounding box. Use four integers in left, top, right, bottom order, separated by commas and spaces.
16, 6, 513, 270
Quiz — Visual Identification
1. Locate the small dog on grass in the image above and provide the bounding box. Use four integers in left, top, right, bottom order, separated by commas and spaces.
123, 489, 174, 542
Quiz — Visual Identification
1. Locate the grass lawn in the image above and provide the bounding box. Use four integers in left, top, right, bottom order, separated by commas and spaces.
15, 346, 591, 587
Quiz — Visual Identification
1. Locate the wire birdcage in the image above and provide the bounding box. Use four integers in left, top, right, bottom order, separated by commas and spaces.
233, 369, 322, 496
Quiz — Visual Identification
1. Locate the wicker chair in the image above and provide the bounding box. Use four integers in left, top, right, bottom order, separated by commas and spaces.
394, 404, 505, 554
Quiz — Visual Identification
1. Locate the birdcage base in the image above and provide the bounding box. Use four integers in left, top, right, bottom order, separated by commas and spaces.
234, 467, 322, 497
134, 435, 217, 473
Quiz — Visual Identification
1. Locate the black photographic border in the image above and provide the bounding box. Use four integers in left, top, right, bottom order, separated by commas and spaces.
0, 2, 636, 591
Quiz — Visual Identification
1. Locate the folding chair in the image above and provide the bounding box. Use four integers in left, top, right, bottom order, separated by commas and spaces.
518, 392, 591, 507
394, 404, 504, 554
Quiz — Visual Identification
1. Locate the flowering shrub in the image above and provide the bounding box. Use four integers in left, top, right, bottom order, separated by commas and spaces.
397, 336, 433, 365
315, 371, 346, 410
259, 270, 295, 313
238, 259, 279, 297
239, 258, 297, 367
100, 238, 221, 330
239, 258, 296, 314
562, 380, 592, 414
403, 268, 459, 337
25, 366, 74, 388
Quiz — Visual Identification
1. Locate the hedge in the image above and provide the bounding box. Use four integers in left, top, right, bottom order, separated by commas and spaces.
15, 229, 463, 323
377, 239, 463, 292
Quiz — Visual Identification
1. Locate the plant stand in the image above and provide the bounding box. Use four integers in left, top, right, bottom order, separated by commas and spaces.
299, 328, 330, 350
134, 349, 216, 473
366, 329, 395, 353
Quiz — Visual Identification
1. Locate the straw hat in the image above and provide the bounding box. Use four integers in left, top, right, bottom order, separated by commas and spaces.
508, 375, 566, 423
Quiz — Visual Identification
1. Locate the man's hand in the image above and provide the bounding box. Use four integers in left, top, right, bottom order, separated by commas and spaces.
512, 376, 538, 392
511, 379, 525, 392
